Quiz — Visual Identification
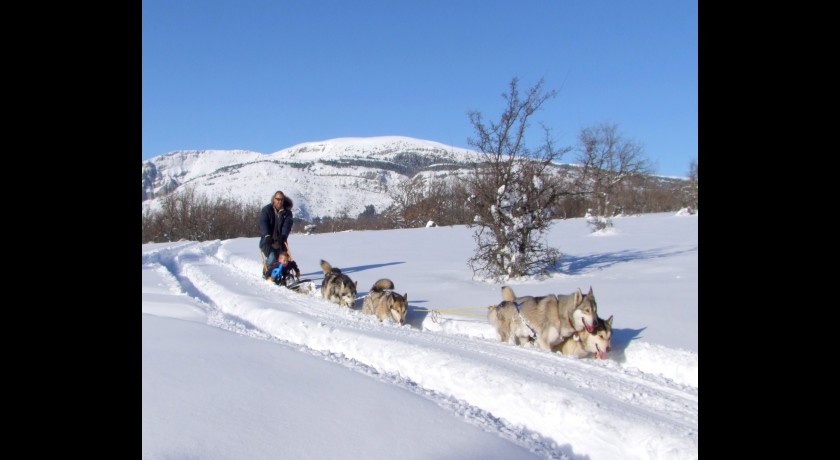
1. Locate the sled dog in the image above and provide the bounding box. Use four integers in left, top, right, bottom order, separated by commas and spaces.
552, 315, 613, 359
488, 285, 598, 351
487, 300, 537, 346
320, 260, 358, 308
362, 278, 408, 325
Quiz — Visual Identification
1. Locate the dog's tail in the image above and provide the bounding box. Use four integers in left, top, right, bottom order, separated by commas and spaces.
501, 286, 517, 302
370, 278, 395, 292
488, 304, 498, 323
320, 259, 339, 275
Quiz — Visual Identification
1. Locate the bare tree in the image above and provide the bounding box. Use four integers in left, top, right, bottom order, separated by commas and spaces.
383, 175, 426, 228
464, 77, 573, 280
576, 122, 653, 230
382, 173, 473, 228
141, 186, 261, 243
684, 159, 698, 211
427, 173, 472, 226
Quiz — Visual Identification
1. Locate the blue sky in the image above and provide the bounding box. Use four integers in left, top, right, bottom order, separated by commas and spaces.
142, 0, 697, 177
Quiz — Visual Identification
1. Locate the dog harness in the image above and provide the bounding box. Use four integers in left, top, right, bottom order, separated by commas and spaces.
513, 301, 538, 339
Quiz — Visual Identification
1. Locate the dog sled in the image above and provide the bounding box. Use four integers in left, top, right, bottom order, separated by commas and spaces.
261, 242, 316, 295
270, 274, 316, 294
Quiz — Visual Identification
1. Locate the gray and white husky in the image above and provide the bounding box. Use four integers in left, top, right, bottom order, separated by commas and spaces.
362, 278, 408, 325
319, 260, 358, 308
488, 285, 599, 351
552, 315, 613, 359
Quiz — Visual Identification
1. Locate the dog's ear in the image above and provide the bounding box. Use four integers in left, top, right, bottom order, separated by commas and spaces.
501, 286, 516, 302
587, 286, 594, 297
605, 315, 613, 328
574, 288, 583, 305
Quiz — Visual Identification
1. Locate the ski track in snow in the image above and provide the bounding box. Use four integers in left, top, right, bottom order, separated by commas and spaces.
143, 240, 698, 460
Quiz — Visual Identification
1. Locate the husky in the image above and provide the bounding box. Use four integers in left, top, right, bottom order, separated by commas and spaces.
319, 260, 358, 308
362, 278, 408, 325
488, 286, 598, 351
552, 315, 613, 359
487, 302, 536, 346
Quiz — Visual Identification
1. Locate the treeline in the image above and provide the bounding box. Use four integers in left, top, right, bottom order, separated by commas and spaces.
140, 167, 697, 243
141, 187, 262, 243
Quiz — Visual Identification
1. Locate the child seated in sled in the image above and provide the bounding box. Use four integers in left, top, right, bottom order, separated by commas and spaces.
266, 251, 301, 286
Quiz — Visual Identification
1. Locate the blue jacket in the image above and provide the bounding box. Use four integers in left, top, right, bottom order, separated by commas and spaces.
269, 260, 300, 281
259, 196, 293, 253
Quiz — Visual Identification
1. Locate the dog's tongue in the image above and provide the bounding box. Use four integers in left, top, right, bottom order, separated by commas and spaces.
584, 318, 594, 333
595, 344, 606, 360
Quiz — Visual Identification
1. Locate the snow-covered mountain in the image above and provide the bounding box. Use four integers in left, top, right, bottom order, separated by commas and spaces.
141, 136, 481, 220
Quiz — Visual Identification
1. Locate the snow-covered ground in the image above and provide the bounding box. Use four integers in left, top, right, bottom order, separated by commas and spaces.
142, 211, 697, 460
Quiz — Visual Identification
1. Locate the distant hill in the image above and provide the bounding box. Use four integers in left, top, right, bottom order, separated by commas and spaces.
142, 136, 483, 220
142, 136, 686, 221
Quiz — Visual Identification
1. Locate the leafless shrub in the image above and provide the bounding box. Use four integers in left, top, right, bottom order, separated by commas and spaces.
463, 77, 575, 280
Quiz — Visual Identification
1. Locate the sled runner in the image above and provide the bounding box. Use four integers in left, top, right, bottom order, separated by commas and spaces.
271, 275, 316, 295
